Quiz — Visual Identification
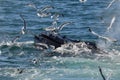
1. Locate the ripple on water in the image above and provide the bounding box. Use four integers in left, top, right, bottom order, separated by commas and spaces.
0, 0, 120, 80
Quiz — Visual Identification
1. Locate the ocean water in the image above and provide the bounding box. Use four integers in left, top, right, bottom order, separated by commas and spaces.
0, 0, 120, 80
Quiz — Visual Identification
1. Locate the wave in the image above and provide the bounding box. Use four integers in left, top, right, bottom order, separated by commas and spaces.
0, 41, 34, 47
0, 40, 120, 59
38, 42, 120, 59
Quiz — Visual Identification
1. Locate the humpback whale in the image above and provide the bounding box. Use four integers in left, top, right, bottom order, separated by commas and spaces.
34, 30, 100, 53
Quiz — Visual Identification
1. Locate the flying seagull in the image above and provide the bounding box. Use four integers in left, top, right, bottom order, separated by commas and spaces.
19, 14, 27, 35
79, 0, 87, 3
12, 36, 20, 43
27, 3, 37, 9
44, 22, 72, 32
12, 14, 27, 43
98, 66, 106, 80
106, 0, 116, 9
107, 16, 116, 31
37, 6, 54, 17
27, 3, 54, 18
88, 27, 117, 42
58, 22, 72, 31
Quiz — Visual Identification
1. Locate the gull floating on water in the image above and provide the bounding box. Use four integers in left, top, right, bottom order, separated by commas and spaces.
88, 27, 117, 42
107, 16, 116, 31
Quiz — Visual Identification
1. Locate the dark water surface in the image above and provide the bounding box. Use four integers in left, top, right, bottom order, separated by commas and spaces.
0, 0, 120, 80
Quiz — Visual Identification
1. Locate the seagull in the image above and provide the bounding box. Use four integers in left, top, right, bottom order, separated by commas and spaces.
19, 14, 26, 35
38, 6, 54, 12
37, 12, 51, 18
12, 14, 27, 43
98, 66, 106, 80
52, 20, 58, 28
79, 0, 87, 3
12, 36, 20, 43
107, 16, 116, 31
106, 0, 116, 9
44, 27, 57, 32
44, 22, 72, 32
37, 6, 54, 17
58, 22, 72, 31
16, 68, 24, 74
32, 58, 39, 64
88, 27, 117, 42
27, 3, 54, 18
51, 13, 60, 21
51, 13, 64, 27
27, 3, 37, 9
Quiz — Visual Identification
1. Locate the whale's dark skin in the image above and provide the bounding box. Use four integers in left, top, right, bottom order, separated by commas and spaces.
34, 31, 99, 53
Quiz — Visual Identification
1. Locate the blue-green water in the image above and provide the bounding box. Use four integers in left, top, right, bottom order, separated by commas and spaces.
0, 0, 120, 80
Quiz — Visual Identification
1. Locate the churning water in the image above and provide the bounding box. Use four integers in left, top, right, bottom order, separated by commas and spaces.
0, 0, 120, 80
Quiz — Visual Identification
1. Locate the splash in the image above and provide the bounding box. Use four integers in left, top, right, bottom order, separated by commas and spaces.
53, 42, 93, 57
0, 41, 34, 55
0, 41, 34, 47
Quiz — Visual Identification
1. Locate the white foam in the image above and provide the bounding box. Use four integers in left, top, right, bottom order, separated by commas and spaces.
54, 42, 91, 55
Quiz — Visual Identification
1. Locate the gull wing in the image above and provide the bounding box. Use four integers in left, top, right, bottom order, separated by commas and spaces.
58, 22, 72, 31
107, 16, 116, 31
89, 27, 117, 42
40, 6, 54, 12
19, 14, 26, 32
